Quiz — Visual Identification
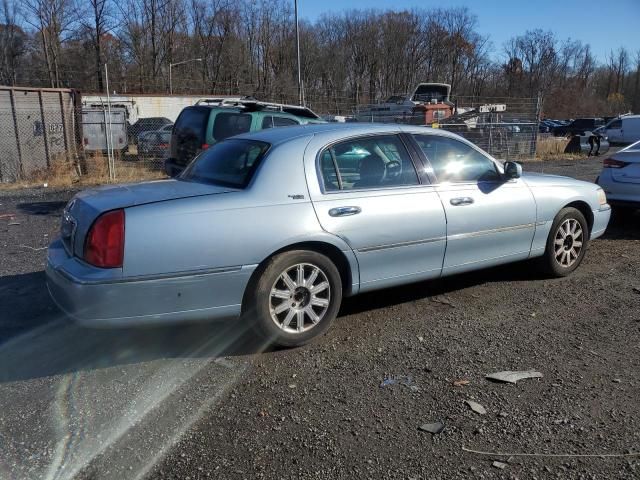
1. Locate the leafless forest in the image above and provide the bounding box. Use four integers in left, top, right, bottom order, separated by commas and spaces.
1, 0, 639, 117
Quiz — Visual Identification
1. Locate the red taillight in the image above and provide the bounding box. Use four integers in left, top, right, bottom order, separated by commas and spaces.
201, 143, 210, 150
84, 209, 125, 268
159, 143, 169, 148
603, 158, 629, 168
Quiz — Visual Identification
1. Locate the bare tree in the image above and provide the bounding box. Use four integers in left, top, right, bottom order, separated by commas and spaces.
0, 0, 27, 85
20, 0, 74, 87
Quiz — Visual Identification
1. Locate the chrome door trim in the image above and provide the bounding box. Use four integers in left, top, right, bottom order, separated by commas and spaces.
448, 222, 536, 241
357, 236, 446, 253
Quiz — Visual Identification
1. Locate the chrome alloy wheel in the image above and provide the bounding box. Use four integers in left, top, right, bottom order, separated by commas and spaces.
269, 263, 331, 333
554, 218, 584, 267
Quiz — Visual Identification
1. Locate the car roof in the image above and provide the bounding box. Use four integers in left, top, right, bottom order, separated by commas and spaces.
231, 122, 465, 146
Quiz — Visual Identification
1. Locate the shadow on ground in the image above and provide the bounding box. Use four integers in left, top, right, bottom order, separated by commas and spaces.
0, 259, 543, 384
16, 201, 67, 216
1, 206, 636, 384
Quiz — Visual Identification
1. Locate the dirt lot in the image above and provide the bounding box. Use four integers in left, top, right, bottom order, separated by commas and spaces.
1, 155, 639, 479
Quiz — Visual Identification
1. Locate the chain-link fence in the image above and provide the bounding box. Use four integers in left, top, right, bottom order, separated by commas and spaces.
0, 87, 542, 185
354, 95, 541, 161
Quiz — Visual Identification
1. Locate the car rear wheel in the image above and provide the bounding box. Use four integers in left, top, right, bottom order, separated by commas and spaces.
246, 250, 342, 347
541, 207, 589, 277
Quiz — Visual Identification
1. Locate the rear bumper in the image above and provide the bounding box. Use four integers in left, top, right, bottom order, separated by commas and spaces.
46, 239, 253, 327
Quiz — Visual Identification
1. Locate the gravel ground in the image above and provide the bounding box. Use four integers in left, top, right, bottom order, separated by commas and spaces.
1, 155, 639, 479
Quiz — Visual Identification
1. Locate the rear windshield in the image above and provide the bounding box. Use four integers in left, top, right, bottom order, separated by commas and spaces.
213, 112, 252, 141
180, 139, 270, 189
175, 108, 209, 142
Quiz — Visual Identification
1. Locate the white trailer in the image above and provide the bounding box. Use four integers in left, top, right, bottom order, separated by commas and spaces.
81, 94, 244, 124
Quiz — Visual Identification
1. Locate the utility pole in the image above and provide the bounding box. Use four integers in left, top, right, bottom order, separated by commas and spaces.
294, 0, 304, 106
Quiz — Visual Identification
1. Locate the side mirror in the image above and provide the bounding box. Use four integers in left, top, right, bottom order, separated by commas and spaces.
164, 159, 183, 178
503, 161, 522, 179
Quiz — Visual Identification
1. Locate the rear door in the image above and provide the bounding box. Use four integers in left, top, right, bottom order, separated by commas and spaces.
171, 106, 210, 167
410, 133, 537, 275
306, 133, 447, 292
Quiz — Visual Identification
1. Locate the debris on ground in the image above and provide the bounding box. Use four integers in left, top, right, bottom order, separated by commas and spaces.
419, 421, 445, 434
492, 461, 507, 469
431, 295, 455, 307
453, 379, 471, 387
465, 400, 487, 415
633, 287, 640, 294
8, 221, 20, 226
19, 245, 47, 251
380, 376, 420, 392
485, 370, 543, 384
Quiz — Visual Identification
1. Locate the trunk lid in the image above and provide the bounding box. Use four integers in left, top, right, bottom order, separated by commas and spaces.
610, 149, 640, 184
64, 179, 237, 258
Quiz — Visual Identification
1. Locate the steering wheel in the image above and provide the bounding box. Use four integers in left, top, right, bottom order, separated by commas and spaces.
385, 160, 402, 180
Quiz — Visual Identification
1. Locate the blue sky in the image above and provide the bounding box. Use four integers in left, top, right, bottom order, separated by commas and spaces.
299, 0, 640, 62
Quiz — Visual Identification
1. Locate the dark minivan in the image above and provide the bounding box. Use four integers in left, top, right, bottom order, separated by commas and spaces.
165, 101, 323, 176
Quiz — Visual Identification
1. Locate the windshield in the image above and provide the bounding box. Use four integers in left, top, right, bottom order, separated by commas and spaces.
180, 139, 270, 188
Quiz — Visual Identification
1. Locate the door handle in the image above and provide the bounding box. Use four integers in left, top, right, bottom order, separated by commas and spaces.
450, 197, 474, 206
329, 206, 361, 217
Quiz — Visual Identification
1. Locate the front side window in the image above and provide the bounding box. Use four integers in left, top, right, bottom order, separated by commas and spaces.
272, 116, 299, 127
181, 139, 270, 189
320, 135, 419, 191
412, 134, 500, 183
608, 119, 622, 129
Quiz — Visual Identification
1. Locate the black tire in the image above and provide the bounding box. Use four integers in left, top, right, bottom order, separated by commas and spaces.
540, 207, 589, 277
244, 250, 342, 348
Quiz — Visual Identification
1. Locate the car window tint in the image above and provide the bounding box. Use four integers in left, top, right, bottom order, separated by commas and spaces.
175, 108, 208, 143
320, 135, 419, 191
181, 139, 270, 189
261, 116, 274, 129
412, 134, 500, 183
213, 112, 252, 141
609, 119, 622, 129
273, 116, 299, 127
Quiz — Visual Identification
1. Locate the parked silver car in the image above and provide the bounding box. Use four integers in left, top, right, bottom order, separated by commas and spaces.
597, 139, 640, 209
47, 124, 611, 346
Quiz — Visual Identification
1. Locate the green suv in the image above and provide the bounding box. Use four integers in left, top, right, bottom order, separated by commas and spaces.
165, 101, 324, 176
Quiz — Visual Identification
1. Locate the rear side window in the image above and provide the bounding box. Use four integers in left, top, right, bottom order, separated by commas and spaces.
262, 116, 300, 129
181, 139, 270, 189
320, 135, 419, 191
175, 108, 208, 143
213, 112, 252, 141
412, 134, 500, 183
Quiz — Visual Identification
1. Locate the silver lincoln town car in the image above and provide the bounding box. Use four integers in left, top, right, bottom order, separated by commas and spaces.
47, 124, 611, 346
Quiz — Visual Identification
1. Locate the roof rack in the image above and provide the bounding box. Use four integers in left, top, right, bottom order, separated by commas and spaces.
195, 97, 320, 119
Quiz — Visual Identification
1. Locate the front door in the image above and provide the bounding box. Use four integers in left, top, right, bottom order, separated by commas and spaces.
410, 133, 537, 275
306, 133, 447, 292
606, 119, 623, 143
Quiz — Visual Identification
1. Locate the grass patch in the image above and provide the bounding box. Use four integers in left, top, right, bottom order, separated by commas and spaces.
0, 152, 165, 190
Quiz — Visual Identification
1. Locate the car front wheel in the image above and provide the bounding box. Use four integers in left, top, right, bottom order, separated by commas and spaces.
541, 207, 589, 277
247, 250, 342, 347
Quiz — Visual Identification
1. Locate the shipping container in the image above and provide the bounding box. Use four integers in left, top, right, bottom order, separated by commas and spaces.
0, 86, 81, 182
